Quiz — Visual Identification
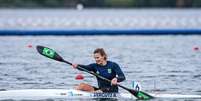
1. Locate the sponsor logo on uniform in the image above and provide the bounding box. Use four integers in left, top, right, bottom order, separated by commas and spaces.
107, 68, 112, 73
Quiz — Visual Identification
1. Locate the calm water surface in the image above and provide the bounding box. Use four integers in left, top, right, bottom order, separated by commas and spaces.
0, 35, 201, 101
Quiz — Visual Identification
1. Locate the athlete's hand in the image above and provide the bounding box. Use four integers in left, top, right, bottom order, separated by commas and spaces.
111, 78, 118, 85
72, 64, 78, 69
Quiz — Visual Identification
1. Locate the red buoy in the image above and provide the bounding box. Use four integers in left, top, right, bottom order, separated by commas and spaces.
27, 44, 32, 48
75, 73, 84, 80
193, 47, 199, 51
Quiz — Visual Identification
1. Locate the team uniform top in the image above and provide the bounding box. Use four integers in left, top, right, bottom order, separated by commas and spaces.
79, 61, 126, 92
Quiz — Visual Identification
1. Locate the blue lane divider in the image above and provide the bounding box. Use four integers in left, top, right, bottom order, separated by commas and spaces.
0, 29, 201, 36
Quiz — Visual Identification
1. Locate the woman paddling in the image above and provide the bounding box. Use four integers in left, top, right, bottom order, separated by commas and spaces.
72, 48, 126, 93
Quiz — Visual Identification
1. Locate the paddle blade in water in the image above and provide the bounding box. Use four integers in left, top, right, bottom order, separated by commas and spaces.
36, 45, 63, 62
118, 84, 153, 100
129, 89, 153, 100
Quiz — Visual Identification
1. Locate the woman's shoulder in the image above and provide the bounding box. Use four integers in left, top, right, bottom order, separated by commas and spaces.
107, 61, 119, 66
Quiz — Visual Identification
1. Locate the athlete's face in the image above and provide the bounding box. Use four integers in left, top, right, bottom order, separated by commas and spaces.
94, 53, 106, 65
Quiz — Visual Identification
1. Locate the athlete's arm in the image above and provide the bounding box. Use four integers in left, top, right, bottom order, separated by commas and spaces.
113, 63, 126, 82
72, 63, 95, 71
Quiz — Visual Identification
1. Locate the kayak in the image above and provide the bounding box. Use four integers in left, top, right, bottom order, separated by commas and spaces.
0, 89, 201, 100
0, 89, 135, 100
31, 46, 201, 100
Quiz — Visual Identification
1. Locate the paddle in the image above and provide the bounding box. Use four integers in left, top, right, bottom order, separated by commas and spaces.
36, 45, 154, 100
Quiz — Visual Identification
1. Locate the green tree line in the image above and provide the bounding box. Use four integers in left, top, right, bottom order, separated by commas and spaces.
0, 0, 201, 8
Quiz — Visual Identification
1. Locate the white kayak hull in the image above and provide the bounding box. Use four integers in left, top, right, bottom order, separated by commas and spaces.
0, 89, 135, 100
0, 89, 201, 100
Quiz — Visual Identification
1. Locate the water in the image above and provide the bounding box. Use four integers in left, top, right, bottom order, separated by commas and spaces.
0, 35, 201, 101
0, 9, 201, 30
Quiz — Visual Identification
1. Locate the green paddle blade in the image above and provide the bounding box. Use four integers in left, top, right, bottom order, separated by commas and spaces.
119, 84, 154, 100
136, 91, 153, 100
36, 45, 64, 62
